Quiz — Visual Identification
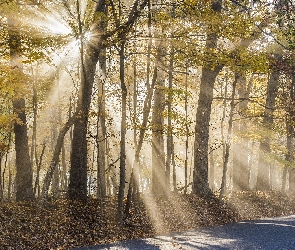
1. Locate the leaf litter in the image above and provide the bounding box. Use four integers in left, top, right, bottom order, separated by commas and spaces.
0, 191, 294, 249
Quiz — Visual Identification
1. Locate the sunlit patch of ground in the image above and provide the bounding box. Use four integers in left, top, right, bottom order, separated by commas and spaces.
0, 191, 294, 249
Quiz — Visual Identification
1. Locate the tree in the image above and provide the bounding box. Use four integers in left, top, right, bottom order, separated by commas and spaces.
256, 64, 280, 191
118, 39, 127, 224
151, 38, 166, 195
69, 0, 148, 201
232, 75, 252, 191
7, 14, 34, 201
220, 73, 238, 199
192, 0, 223, 197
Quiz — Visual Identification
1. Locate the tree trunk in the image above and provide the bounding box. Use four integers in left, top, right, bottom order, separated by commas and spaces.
184, 66, 189, 194
13, 98, 35, 201
96, 48, 107, 198
256, 71, 280, 191
41, 114, 76, 203
69, 0, 106, 200
131, 0, 155, 197
192, 0, 222, 197
166, 5, 176, 192
51, 108, 59, 198
118, 41, 127, 225
232, 76, 252, 191
34, 143, 46, 198
0, 156, 2, 201
151, 38, 166, 196
69, 0, 148, 200
125, 5, 157, 211
220, 75, 237, 200
7, 15, 34, 201
166, 46, 174, 193
287, 74, 295, 192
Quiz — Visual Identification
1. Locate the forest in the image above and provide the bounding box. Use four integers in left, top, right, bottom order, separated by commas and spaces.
1, 0, 295, 249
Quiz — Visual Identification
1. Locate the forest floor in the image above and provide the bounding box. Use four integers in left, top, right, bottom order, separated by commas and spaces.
0, 191, 295, 250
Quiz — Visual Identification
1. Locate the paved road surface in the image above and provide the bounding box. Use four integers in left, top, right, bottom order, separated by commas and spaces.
74, 215, 295, 249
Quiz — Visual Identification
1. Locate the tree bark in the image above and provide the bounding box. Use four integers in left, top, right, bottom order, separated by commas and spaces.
286, 74, 295, 192
151, 38, 166, 196
69, 0, 106, 200
69, 0, 148, 201
256, 71, 280, 191
118, 41, 127, 225
41, 114, 76, 203
192, 0, 222, 197
7, 16, 34, 201
220, 75, 237, 200
232, 76, 252, 191
96, 49, 107, 198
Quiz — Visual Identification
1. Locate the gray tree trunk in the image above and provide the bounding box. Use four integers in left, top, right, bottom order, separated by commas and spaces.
118, 41, 127, 225
232, 76, 252, 191
256, 71, 280, 191
8, 16, 34, 201
96, 48, 107, 198
192, 0, 223, 197
69, 0, 106, 200
286, 74, 295, 192
151, 39, 166, 196
220, 75, 237, 200
69, 0, 148, 201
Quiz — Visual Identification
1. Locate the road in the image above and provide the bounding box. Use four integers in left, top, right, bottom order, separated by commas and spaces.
74, 215, 295, 249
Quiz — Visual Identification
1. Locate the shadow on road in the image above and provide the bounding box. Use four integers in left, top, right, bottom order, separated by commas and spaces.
74, 215, 295, 249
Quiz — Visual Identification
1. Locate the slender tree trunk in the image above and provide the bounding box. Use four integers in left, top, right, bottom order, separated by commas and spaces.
209, 150, 215, 191
125, 61, 139, 216
118, 41, 127, 225
51, 108, 59, 198
220, 73, 228, 192
232, 76, 252, 191
282, 124, 292, 193
166, 3, 176, 193
61, 142, 67, 194
125, 4, 157, 211
287, 74, 295, 192
151, 38, 166, 195
8, 166, 12, 201
31, 78, 37, 188
0, 156, 2, 201
131, 0, 155, 195
95, 2, 108, 199
184, 66, 189, 194
166, 47, 174, 193
220, 75, 237, 200
171, 136, 177, 192
34, 143, 46, 198
256, 71, 280, 191
41, 114, 76, 203
96, 47, 107, 198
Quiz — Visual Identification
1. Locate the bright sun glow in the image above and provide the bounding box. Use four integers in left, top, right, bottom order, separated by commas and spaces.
40, 16, 72, 36
26, 8, 72, 36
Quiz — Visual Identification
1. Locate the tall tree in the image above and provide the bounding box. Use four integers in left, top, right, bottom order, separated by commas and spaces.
220, 73, 238, 199
151, 38, 166, 195
7, 15, 34, 201
192, 0, 222, 197
287, 73, 295, 192
96, 3, 108, 199
256, 66, 280, 191
232, 76, 252, 191
69, 0, 148, 200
